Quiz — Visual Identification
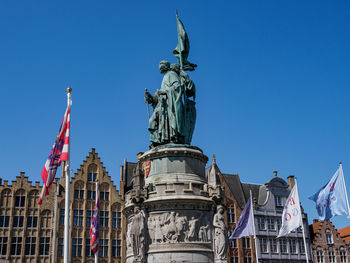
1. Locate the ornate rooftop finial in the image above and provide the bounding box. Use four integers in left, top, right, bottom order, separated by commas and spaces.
212, 154, 216, 164
66, 86, 72, 93
273, 170, 278, 177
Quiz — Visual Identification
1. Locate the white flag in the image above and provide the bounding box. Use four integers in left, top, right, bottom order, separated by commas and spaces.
277, 183, 302, 238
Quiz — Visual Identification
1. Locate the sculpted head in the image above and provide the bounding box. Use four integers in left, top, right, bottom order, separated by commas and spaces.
159, 60, 170, 74
170, 63, 180, 74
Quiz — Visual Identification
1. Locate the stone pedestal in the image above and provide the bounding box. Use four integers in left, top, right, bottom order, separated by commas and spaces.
124, 144, 226, 263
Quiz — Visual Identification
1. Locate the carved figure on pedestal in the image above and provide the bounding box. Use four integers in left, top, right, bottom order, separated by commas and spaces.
148, 216, 156, 244
154, 215, 163, 243
130, 207, 145, 262
199, 225, 209, 242
127, 221, 133, 250
185, 216, 199, 242
213, 206, 228, 260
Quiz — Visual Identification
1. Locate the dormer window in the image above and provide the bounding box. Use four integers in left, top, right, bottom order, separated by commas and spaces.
275, 196, 282, 207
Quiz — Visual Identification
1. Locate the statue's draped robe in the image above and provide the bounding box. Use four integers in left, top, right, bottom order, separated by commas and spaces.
149, 70, 195, 145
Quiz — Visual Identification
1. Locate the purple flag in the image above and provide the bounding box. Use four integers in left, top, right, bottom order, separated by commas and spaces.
229, 197, 255, 240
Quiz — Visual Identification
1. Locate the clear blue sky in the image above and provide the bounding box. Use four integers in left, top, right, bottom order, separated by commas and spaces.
1, 1, 349, 229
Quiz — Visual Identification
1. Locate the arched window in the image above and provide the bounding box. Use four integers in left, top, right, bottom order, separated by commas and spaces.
74, 181, 84, 199
340, 246, 347, 263
41, 210, 51, 229
328, 247, 335, 263
28, 190, 39, 208
325, 229, 333, 244
316, 247, 324, 263
100, 183, 109, 201
14, 189, 25, 207
88, 164, 97, 182
1, 189, 11, 207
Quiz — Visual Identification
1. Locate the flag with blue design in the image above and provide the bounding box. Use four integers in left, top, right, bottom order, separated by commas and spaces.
309, 164, 350, 221
229, 197, 255, 239
90, 185, 99, 254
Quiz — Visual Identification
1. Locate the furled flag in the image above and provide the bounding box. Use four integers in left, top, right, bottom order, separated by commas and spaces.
229, 197, 255, 239
309, 163, 350, 221
277, 183, 302, 238
90, 184, 100, 254
39, 97, 71, 205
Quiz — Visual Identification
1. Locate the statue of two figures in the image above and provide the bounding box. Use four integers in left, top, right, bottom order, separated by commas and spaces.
145, 13, 197, 147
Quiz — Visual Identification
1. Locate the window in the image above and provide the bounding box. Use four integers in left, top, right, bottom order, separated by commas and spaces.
25, 237, 36, 255
244, 257, 252, 263
326, 229, 333, 244
87, 190, 96, 200
59, 209, 65, 225
328, 248, 335, 263
290, 239, 297, 254
88, 172, 97, 182
73, 210, 83, 226
87, 210, 93, 227
13, 216, 24, 227
41, 210, 51, 229
11, 237, 22, 255
269, 238, 278, 253
27, 216, 37, 228
39, 237, 50, 255
242, 237, 250, 248
227, 207, 235, 223
85, 238, 93, 257
340, 247, 347, 263
258, 217, 266, 230
298, 239, 305, 254
230, 256, 238, 263
230, 239, 237, 248
100, 191, 109, 201
58, 238, 64, 257
112, 212, 121, 228
280, 239, 287, 254
15, 190, 25, 207
277, 218, 282, 230
99, 239, 108, 257
267, 218, 275, 230
0, 237, 7, 255
0, 216, 9, 227
28, 190, 39, 208
275, 196, 282, 207
260, 238, 268, 253
112, 239, 121, 257
72, 238, 82, 256
100, 211, 109, 227
1, 189, 12, 207
316, 248, 324, 263
74, 189, 84, 199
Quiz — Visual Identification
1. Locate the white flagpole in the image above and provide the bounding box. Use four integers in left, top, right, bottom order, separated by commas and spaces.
64, 87, 72, 263
95, 179, 99, 263
294, 178, 309, 263
51, 181, 59, 263
250, 190, 259, 263
339, 163, 350, 218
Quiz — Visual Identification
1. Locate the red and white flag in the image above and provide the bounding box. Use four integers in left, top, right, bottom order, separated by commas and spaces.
277, 183, 302, 238
90, 184, 100, 254
39, 99, 71, 205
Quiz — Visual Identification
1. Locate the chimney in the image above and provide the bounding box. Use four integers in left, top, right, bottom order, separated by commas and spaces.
137, 152, 144, 161
20, 171, 25, 177
287, 175, 295, 188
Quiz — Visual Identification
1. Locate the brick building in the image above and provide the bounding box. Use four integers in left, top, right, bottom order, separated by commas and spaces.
338, 226, 350, 247
0, 148, 125, 263
310, 220, 350, 263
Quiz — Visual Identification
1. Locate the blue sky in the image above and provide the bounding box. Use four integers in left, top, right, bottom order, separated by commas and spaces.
1, 1, 349, 229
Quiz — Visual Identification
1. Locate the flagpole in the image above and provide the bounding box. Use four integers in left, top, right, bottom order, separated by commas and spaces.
295, 178, 309, 263
339, 163, 350, 218
51, 181, 59, 263
64, 87, 72, 263
95, 179, 99, 263
250, 190, 259, 263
